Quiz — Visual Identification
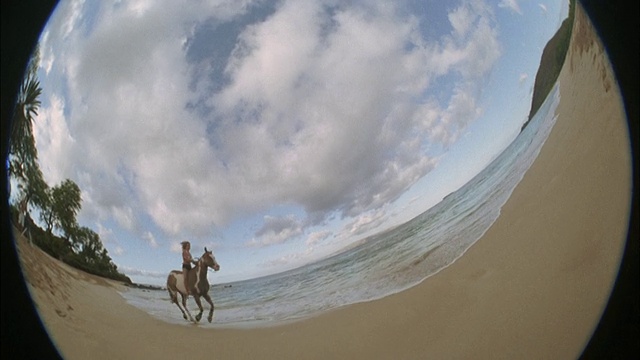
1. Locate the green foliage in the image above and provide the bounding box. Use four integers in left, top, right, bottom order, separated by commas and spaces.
25, 185, 130, 282
70, 226, 99, 253
9, 65, 130, 284
8, 74, 49, 208
42, 179, 82, 237
9, 75, 41, 166
25, 224, 131, 283
26, 219, 74, 260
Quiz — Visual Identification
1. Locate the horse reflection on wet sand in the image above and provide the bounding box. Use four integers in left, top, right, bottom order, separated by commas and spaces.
167, 248, 220, 323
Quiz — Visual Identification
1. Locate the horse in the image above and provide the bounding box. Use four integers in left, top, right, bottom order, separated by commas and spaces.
166, 247, 220, 323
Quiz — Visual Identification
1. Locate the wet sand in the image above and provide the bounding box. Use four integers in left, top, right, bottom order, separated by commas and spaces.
14, 3, 633, 359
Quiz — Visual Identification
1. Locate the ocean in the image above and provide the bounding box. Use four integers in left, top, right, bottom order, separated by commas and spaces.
120, 84, 560, 328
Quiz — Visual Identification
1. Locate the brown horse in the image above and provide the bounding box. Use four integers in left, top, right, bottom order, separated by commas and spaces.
166, 247, 220, 323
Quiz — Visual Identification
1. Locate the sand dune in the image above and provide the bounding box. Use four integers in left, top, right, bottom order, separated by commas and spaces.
13, 2, 633, 359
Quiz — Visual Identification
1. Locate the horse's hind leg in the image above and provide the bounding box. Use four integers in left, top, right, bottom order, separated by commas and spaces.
169, 288, 192, 321
202, 293, 215, 323
180, 293, 195, 322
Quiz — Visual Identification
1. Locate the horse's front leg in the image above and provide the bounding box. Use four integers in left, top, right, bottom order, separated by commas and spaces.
193, 295, 204, 322
203, 293, 215, 323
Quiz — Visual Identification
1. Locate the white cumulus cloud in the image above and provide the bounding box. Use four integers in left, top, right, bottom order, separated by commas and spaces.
33, 0, 501, 247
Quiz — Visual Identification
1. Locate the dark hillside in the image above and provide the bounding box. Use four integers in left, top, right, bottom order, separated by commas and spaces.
522, 0, 575, 130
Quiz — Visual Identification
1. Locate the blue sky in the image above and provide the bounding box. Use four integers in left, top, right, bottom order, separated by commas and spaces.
26, 0, 567, 286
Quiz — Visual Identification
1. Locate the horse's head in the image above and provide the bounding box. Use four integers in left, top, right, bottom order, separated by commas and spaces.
200, 247, 220, 271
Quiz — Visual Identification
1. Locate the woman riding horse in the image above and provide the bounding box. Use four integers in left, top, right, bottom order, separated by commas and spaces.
167, 247, 220, 323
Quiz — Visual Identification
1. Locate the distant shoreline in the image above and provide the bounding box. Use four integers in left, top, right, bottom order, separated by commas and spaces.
124, 282, 165, 291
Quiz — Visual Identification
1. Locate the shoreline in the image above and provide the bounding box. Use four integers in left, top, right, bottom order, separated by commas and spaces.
13, 2, 633, 359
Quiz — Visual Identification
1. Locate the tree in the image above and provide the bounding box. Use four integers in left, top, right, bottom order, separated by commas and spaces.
8, 50, 47, 214
67, 226, 121, 278
39, 191, 55, 235
9, 77, 41, 174
39, 179, 82, 239
96, 248, 119, 276
53, 179, 82, 238
70, 226, 102, 262
13, 160, 49, 215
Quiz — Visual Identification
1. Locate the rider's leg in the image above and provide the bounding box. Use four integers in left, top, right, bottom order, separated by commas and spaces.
183, 268, 190, 295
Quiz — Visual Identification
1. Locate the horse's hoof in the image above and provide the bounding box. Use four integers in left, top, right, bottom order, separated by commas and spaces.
208, 316, 213, 323
195, 314, 202, 322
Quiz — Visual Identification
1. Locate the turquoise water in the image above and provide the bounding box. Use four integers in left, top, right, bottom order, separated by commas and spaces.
121, 84, 560, 328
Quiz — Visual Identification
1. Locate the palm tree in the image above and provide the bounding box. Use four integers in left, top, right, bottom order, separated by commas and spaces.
8, 45, 42, 184
10, 75, 41, 167
8, 73, 48, 214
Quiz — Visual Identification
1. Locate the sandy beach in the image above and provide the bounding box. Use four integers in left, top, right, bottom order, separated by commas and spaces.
13, 3, 633, 359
